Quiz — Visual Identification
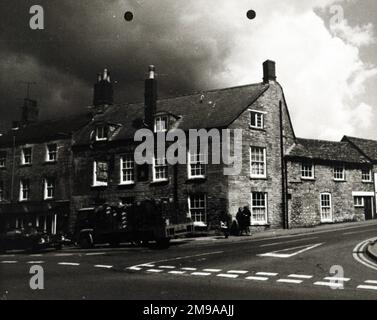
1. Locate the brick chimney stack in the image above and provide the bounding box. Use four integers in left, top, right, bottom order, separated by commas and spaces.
93, 68, 114, 109
263, 60, 277, 83
144, 65, 157, 128
21, 98, 39, 126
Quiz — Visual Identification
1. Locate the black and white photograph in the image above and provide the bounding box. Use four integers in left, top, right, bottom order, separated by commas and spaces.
1, 0, 377, 306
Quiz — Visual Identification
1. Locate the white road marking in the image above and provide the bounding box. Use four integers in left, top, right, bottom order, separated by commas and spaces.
146, 269, 164, 273
58, 262, 80, 266
365, 280, 377, 284
357, 285, 377, 291
343, 229, 377, 236
168, 271, 186, 275
259, 237, 319, 248
0, 254, 15, 257
138, 264, 155, 267
181, 267, 197, 271
158, 266, 176, 269
191, 272, 211, 276
314, 281, 343, 288
203, 269, 222, 273
288, 274, 313, 279
127, 266, 142, 271
227, 270, 248, 274
86, 252, 105, 256
256, 272, 278, 277
217, 274, 239, 279
258, 243, 324, 258
324, 277, 350, 282
27, 261, 44, 264
245, 276, 268, 281
353, 238, 377, 271
55, 253, 74, 257
140, 251, 224, 266
94, 265, 113, 269
0, 261, 18, 264
277, 279, 303, 284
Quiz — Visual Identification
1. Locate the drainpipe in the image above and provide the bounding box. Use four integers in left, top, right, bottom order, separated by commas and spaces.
279, 101, 289, 229
10, 126, 19, 202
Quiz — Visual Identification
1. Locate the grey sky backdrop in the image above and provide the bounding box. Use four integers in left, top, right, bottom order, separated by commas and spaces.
0, 0, 376, 140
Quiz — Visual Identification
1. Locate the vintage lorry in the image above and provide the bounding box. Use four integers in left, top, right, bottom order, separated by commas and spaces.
74, 199, 194, 249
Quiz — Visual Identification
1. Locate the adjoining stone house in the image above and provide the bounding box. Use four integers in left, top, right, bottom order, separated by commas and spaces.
0, 101, 90, 234
285, 138, 376, 228
70, 60, 296, 233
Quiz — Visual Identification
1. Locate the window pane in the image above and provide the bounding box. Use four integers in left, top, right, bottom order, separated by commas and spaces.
250, 147, 266, 177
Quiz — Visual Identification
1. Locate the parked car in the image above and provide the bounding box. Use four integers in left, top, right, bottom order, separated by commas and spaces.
0, 228, 65, 253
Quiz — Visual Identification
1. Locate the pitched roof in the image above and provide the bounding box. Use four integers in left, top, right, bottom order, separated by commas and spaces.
286, 138, 370, 164
0, 113, 91, 147
342, 136, 377, 162
73, 83, 269, 146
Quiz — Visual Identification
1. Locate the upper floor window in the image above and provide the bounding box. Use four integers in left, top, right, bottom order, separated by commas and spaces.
153, 157, 168, 182
250, 110, 265, 129
0, 181, 4, 201
95, 126, 108, 141
120, 154, 135, 184
44, 178, 55, 200
20, 179, 30, 201
154, 116, 168, 133
251, 192, 268, 225
250, 147, 266, 178
301, 163, 314, 179
188, 194, 206, 224
188, 149, 206, 179
46, 144, 57, 162
21, 147, 32, 165
0, 152, 6, 168
93, 160, 108, 186
362, 168, 372, 182
333, 165, 345, 181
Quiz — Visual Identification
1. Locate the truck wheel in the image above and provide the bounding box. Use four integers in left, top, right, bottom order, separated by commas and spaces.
155, 238, 170, 249
79, 235, 93, 249
109, 241, 119, 248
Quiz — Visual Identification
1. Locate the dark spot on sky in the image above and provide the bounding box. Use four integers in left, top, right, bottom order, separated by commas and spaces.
247, 10, 256, 20
124, 11, 134, 22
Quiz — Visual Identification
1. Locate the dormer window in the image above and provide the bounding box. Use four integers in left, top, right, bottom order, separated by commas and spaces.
154, 116, 168, 133
95, 126, 108, 141
250, 110, 265, 129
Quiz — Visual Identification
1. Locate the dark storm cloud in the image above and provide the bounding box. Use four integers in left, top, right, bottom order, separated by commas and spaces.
0, 0, 234, 131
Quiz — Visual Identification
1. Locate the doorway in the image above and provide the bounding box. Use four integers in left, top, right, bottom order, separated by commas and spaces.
364, 197, 374, 220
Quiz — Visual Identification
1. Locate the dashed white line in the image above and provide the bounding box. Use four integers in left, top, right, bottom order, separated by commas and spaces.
94, 265, 113, 269
139, 264, 155, 268
191, 272, 211, 276
357, 285, 377, 291
256, 272, 278, 277
227, 270, 248, 274
277, 279, 303, 284
27, 261, 44, 264
0, 261, 18, 264
168, 271, 186, 275
29, 254, 42, 257
181, 267, 197, 271
245, 276, 268, 281
288, 274, 313, 279
158, 266, 176, 269
58, 262, 80, 266
127, 266, 142, 271
313, 281, 343, 288
324, 277, 350, 282
86, 252, 106, 256
203, 269, 222, 273
365, 280, 377, 284
146, 269, 164, 273
55, 253, 74, 257
217, 274, 239, 279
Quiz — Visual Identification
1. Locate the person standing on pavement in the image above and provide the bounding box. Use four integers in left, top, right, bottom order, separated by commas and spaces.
243, 206, 252, 235
220, 211, 232, 239
236, 208, 245, 236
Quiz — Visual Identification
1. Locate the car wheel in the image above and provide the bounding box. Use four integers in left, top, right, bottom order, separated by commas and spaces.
79, 235, 93, 249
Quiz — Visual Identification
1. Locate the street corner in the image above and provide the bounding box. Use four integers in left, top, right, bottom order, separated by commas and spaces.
366, 239, 377, 263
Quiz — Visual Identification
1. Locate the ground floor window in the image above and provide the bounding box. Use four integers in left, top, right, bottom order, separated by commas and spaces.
354, 196, 364, 207
320, 193, 332, 222
188, 194, 206, 224
250, 192, 268, 225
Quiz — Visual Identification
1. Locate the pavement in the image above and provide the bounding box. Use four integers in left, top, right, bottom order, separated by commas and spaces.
1, 219, 377, 300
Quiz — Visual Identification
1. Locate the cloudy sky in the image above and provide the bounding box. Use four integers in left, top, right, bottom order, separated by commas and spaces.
0, 0, 376, 140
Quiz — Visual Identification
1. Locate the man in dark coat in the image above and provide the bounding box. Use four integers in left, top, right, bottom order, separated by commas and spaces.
243, 206, 252, 235
236, 208, 245, 236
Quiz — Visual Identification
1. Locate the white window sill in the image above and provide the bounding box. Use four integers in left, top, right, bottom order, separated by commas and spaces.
362, 180, 373, 183
188, 176, 206, 180
301, 177, 315, 181
91, 184, 108, 188
249, 125, 264, 130
251, 222, 268, 226
151, 179, 169, 184
334, 179, 345, 182
119, 182, 135, 186
193, 221, 207, 227
250, 175, 267, 180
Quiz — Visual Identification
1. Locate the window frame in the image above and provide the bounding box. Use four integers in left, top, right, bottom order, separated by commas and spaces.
188, 194, 207, 225
120, 154, 135, 185
354, 196, 364, 207
301, 163, 314, 180
21, 147, 32, 165
46, 144, 58, 162
320, 193, 333, 223
250, 146, 267, 179
0, 152, 6, 168
92, 160, 109, 187
362, 168, 372, 182
44, 178, 55, 200
187, 150, 206, 180
19, 179, 30, 202
250, 192, 268, 225
95, 126, 108, 141
249, 110, 265, 129
333, 165, 346, 181
152, 156, 168, 182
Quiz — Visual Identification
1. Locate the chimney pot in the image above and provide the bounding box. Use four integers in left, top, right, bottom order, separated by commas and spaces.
148, 65, 155, 79
263, 60, 276, 83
